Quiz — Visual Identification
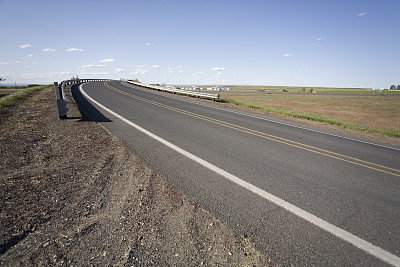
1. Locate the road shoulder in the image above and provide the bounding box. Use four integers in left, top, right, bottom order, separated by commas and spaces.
0, 86, 270, 266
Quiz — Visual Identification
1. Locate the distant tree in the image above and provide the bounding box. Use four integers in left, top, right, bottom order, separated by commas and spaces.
397, 84, 400, 90
390, 85, 396, 90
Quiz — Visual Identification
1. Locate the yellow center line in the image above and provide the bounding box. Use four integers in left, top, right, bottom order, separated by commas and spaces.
104, 82, 400, 177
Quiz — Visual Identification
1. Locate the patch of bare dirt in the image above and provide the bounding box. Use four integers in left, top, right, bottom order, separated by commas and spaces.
0, 87, 271, 266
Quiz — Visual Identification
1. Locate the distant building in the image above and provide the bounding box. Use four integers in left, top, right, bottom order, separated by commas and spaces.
372, 88, 387, 92
207, 86, 230, 91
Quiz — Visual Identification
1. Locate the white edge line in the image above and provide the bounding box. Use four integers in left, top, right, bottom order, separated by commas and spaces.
80, 84, 400, 267
122, 81, 400, 152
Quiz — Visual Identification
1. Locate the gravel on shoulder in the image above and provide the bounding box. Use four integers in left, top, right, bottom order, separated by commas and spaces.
0, 86, 271, 266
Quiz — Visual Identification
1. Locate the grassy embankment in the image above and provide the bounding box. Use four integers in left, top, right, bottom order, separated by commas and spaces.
218, 89, 400, 138
0, 85, 51, 111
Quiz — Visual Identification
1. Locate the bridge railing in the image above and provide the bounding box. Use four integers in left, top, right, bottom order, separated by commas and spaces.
54, 78, 219, 119
125, 80, 220, 101
54, 78, 111, 119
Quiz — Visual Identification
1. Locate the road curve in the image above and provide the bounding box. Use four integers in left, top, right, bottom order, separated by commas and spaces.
73, 81, 400, 266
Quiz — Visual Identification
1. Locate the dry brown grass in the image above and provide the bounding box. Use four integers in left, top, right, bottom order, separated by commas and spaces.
221, 85, 367, 92
220, 93, 400, 132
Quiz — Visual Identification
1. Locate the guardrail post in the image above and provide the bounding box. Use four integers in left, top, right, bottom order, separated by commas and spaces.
54, 81, 69, 119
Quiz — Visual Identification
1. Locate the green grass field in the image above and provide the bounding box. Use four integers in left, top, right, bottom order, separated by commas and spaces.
0, 85, 50, 111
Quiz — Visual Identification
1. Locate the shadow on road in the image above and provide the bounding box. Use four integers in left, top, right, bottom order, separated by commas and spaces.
70, 84, 112, 123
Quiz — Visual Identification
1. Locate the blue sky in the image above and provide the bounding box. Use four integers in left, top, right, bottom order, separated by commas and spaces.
0, 0, 399, 88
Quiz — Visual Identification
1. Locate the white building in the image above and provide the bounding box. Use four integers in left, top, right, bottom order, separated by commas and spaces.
207, 86, 230, 91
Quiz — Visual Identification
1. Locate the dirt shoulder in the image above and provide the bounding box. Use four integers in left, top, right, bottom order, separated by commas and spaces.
0, 86, 271, 266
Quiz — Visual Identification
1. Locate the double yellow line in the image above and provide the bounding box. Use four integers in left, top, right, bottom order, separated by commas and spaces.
104, 82, 400, 178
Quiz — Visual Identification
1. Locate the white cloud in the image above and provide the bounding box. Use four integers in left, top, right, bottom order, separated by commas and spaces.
145, 42, 156, 46
130, 65, 149, 75
0, 62, 10, 65
167, 67, 177, 72
152, 65, 160, 68
19, 44, 31, 49
82, 64, 107, 68
163, 65, 186, 75
66, 48, 83, 52
115, 68, 126, 73
317, 37, 323, 41
27, 54, 33, 57
79, 71, 109, 76
130, 69, 148, 75
1, 73, 16, 79
99, 58, 115, 63
19, 73, 47, 79
357, 12, 367, 16
43, 48, 56, 53
80, 59, 114, 69
49, 72, 72, 77
14, 60, 36, 65
192, 71, 205, 75
210, 67, 226, 71
283, 53, 292, 57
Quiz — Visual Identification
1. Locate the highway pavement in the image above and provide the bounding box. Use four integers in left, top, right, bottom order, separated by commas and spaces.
73, 81, 400, 266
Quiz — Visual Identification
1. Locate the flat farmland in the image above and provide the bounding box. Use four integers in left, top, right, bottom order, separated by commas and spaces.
219, 92, 400, 135
220, 85, 400, 94
221, 85, 364, 92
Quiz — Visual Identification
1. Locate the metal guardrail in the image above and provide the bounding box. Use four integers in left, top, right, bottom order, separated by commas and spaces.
126, 80, 220, 101
54, 78, 111, 119
54, 78, 218, 119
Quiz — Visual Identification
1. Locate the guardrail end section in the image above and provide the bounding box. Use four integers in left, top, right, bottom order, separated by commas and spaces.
54, 81, 69, 119
57, 98, 69, 119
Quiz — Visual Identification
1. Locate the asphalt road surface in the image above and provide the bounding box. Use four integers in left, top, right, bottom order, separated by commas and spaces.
73, 81, 400, 266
